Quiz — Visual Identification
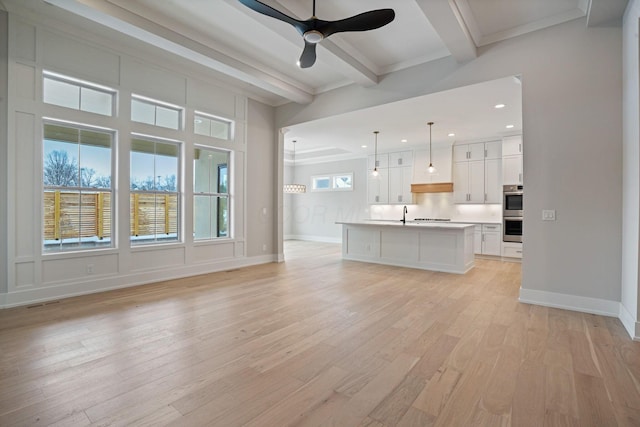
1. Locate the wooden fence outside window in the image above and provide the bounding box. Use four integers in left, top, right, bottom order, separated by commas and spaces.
44, 190, 177, 241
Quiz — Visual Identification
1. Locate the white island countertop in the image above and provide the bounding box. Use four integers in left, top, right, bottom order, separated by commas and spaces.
337, 220, 476, 229
337, 220, 475, 274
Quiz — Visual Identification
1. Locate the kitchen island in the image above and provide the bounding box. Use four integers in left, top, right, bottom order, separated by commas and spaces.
336, 220, 475, 274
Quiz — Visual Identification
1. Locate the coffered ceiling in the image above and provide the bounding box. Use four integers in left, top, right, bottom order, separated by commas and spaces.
5, 0, 629, 160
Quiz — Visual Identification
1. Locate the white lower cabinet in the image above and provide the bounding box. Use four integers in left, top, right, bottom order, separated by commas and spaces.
502, 241, 523, 259
481, 224, 502, 256
473, 223, 502, 256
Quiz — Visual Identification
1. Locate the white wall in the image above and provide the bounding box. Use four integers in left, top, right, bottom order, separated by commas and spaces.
286, 158, 368, 242
278, 19, 624, 316
622, 0, 640, 338
246, 99, 278, 256
1, 7, 276, 307
0, 10, 8, 297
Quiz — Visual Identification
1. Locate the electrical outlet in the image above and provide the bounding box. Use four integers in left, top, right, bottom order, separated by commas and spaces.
262, 243, 267, 252
542, 210, 556, 221
87, 264, 94, 274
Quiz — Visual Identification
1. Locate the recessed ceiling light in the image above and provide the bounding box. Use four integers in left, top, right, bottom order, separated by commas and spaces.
506, 124, 514, 129
401, 139, 407, 143
361, 145, 367, 148
448, 133, 455, 137
494, 103, 506, 109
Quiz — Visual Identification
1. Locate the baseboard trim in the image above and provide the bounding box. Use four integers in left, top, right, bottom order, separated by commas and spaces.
619, 303, 640, 341
285, 235, 341, 244
1, 254, 278, 309
519, 287, 620, 318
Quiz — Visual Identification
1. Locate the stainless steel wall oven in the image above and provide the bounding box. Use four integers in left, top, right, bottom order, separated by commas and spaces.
503, 217, 523, 243
503, 185, 523, 217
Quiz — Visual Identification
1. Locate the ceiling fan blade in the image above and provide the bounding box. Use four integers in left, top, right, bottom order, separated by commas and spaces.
299, 41, 317, 68
238, 0, 307, 35
319, 9, 395, 38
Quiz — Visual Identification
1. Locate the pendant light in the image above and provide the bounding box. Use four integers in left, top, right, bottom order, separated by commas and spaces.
427, 121, 436, 174
283, 140, 306, 194
372, 131, 380, 177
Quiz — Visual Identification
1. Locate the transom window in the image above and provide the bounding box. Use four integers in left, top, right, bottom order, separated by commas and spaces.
43, 71, 116, 116
193, 147, 230, 240
131, 95, 182, 130
312, 173, 353, 191
130, 137, 181, 245
194, 112, 233, 140
43, 122, 114, 251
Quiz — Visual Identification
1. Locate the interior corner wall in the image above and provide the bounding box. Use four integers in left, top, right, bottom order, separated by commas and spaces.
0, 10, 8, 296
246, 98, 277, 257
276, 18, 624, 310
622, 0, 640, 338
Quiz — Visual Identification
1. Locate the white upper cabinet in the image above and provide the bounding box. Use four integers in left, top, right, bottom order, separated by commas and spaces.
388, 151, 413, 167
389, 166, 413, 204
367, 168, 389, 204
502, 135, 523, 185
453, 141, 502, 204
412, 146, 452, 183
484, 140, 502, 159
454, 143, 485, 162
502, 135, 523, 156
367, 151, 413, 205
368, 153, 389, 170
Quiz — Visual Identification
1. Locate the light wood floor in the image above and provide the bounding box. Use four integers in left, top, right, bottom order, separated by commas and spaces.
1, 241, 639, 426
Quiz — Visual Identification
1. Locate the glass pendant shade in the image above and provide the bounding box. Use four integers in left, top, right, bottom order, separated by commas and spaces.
284, 140, 306, 194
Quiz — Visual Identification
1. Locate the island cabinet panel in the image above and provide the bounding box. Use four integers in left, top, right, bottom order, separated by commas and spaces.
338, 221, 475, 274
344, 226, 380, 258
381, 230, 419, 261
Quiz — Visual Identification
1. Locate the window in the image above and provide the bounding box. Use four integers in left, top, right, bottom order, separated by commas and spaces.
43, 122, 113, 251
131, 95, 182, 130
43, 71, 115, 116
193, 147, 230, 240
194, 112, 233, 140
312, 173, 353, 191
130, 137, 180, 244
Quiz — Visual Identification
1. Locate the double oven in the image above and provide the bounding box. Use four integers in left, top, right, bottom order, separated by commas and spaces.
503, 185, 523, 242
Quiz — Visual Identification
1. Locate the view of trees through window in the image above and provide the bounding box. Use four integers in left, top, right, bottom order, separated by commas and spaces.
130, 138, 180, 244
43, 123, 113, 250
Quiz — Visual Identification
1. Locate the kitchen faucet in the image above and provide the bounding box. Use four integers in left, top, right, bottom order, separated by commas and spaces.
402, 205, 408, 224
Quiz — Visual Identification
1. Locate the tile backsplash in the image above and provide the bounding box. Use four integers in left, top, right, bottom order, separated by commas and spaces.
366, 193, 502, 222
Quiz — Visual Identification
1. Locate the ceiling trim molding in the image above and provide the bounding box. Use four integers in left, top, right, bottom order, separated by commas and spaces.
586, 0, 629, 27
413, 0, 477, 63
43, 0, 314, 104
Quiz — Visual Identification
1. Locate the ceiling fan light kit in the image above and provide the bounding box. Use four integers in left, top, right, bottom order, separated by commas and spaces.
238, 0, 395, 68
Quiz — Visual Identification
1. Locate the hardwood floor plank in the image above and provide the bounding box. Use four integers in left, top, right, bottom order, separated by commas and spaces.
0, 242, 638, 426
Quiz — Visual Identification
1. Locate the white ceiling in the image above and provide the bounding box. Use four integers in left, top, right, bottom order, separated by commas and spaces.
22, 0, 629, 159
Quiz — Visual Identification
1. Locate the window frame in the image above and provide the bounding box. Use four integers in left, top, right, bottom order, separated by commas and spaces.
43, 70, 117, 117
131, 94, 184, 130
129, 134, 182, 246
194, 111, 234, 141
311, 172, 353, 192
193, 146, 231, 241
42, 119, 116, 253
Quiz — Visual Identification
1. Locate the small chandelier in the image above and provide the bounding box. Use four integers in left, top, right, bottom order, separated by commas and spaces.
372, 131, 380, 177
283, 140, 306, 194
427, 121, 436, 174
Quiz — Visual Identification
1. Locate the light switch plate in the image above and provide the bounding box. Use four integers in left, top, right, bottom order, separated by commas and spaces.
542, 209, 556, 221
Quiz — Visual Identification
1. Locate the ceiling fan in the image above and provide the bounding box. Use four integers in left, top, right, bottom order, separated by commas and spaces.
238, 0, 395, 68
